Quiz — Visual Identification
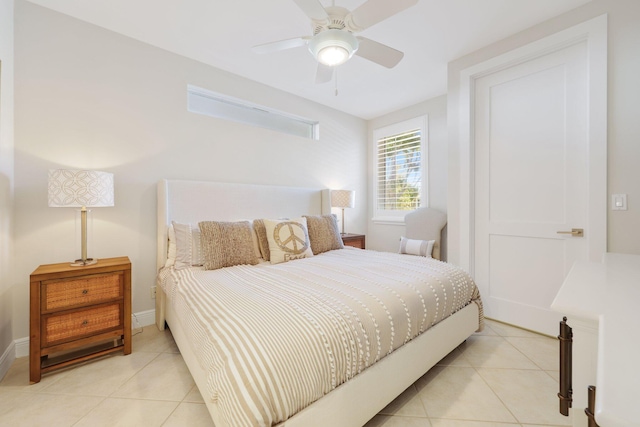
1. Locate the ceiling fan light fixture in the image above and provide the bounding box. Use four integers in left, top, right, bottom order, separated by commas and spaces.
308, 29, 359, 67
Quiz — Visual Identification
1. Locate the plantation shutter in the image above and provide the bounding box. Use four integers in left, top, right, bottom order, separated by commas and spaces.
376, 128, 422, 211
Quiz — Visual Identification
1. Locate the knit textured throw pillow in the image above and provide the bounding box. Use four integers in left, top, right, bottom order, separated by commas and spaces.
304, 214, 344, 255
199, 221, 259, 270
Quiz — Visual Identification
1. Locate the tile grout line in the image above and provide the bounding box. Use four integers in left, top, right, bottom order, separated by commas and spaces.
503, 335, 557, 372
466, 325, 531, 426
411, 381, 432, 421
69, 395, 109, 427
472, 322, 566, 427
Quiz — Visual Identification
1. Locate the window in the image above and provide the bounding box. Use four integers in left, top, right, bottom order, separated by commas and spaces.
187, 85, 319, 140
373, 116, 427, 223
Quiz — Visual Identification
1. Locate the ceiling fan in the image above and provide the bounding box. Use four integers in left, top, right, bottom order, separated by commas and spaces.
252, 0, 419, 83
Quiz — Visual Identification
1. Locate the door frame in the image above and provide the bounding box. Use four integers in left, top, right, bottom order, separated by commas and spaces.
455, 14, 608, 275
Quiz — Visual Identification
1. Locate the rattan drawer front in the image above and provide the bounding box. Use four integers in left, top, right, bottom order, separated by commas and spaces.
43, 273, 122, 311
43, 303, 122, 346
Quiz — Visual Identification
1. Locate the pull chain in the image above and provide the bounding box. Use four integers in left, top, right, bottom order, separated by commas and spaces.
335, 67, 339, 96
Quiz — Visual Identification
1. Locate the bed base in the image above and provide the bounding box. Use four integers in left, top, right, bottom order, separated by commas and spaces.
162, 284, 478, 427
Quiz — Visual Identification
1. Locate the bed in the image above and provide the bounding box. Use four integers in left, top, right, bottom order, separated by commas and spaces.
155, 179, 482, 427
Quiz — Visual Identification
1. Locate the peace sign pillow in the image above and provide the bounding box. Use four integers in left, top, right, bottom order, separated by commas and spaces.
263, 218, 314, 265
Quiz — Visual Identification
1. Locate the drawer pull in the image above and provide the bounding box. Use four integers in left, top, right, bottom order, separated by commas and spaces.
82, 289, 88, 295
81, 320, 89, 326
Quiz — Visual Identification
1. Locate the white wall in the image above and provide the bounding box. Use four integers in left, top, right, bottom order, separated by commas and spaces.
447, 0, 640, 265
367, 95, 448, 253
0, 0, 15, 372
12, 1, 368, 341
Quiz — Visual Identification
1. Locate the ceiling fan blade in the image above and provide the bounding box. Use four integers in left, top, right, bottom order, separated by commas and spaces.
355, 37, 404, 68
350, 0, 418, 30
315, 63, 334, 84
252, 37, 309, 54
292, 0, 329, 21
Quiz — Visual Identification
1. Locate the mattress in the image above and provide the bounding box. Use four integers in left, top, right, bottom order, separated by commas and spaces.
157, 248, 483, 427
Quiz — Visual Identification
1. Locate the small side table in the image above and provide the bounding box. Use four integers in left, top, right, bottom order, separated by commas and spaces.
30, 256, 131, 383
341, 233, 366, 249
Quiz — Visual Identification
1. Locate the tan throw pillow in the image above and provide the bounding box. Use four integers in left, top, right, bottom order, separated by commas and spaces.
304, 214, 344, 254
263, 218, 314, 264
253, 219, 271, 261
249, 224, 263, 261
199, 221, 259, 270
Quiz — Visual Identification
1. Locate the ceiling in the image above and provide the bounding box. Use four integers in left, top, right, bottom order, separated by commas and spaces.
26, 0, 592, 119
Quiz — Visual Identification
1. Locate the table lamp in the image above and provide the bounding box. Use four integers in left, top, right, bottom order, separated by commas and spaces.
331, 189, 355, 235
48, 169, 114, 266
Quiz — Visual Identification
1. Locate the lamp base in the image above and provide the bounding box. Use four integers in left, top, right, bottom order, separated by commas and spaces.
71, 258, 98, 267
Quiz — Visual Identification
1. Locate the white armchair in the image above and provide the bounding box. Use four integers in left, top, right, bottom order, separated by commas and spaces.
404, 207, 447, 261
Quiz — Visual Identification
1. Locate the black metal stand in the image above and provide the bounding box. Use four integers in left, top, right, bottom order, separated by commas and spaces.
585, 385, 600, 427
558, 316, 573, 416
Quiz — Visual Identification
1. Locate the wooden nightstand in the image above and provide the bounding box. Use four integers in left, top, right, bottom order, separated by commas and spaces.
29, 256, 131, 383
341, 233, 366, 249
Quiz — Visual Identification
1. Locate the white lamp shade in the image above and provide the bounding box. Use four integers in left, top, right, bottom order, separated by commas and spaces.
331, 189, 356, 209
48, 169, 114, 208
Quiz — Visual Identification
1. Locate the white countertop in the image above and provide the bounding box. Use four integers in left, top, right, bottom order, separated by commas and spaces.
551, 261, 606, 322
552, 253, 640, 427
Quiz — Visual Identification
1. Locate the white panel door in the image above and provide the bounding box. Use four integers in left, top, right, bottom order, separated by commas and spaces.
474, 42, 589, 336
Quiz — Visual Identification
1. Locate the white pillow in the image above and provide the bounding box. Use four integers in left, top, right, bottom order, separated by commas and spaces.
399, 236, 435, 258
171, 221, 204, 269
164, 224, 177, 268
263, 217, 314, 264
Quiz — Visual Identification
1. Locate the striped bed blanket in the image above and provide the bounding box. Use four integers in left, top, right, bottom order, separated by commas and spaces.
158, 248, 483, 427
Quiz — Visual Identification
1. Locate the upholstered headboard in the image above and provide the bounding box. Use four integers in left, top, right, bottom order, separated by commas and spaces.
404, 207, 447, 261
156, 179, 331, 271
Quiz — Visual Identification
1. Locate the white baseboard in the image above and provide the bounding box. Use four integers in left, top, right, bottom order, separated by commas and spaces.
131, 309, 156, 329
14, 336, 29, 359
9, 309, 157, 362
0, 340, 16, 381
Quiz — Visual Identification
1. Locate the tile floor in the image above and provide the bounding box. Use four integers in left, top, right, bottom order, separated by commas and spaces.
0, 319, 569, 427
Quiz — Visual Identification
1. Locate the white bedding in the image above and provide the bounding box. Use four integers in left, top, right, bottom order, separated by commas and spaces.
158, 248, 483, 427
